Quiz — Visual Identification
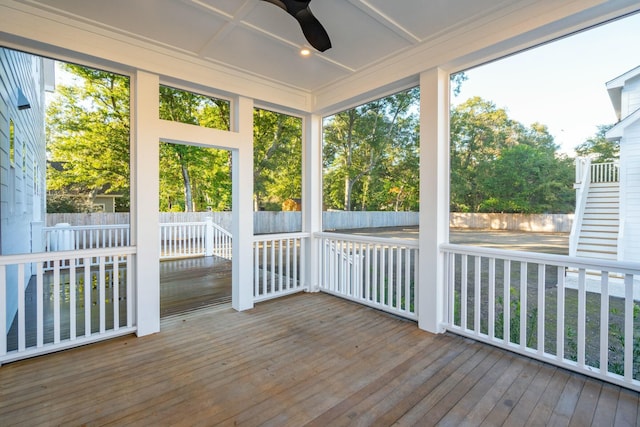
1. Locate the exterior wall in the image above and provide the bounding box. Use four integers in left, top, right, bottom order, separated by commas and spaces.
618, 120, 640, 262
0, 48, 48, 328
621, 74, 640, 119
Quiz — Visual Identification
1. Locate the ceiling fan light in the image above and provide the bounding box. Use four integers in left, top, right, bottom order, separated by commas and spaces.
300, 48, 311, 56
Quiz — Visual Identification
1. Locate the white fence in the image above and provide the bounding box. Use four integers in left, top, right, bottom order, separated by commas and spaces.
316, 232, 419, 320
0, 247, 136, 364
441, 243, 640, 392
253, 233, 308, 302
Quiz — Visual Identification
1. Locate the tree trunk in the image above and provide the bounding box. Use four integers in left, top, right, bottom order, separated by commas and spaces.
180, 160, 193, 212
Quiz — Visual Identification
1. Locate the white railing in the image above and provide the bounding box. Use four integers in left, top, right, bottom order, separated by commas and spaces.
44, 218, 232, 261
44, 224, 130, 251
570, 157, 592, 257
441, 243, 640, 392
591, 161, 620, 183
316, 232, 418, 321
0, 247, 136, 365
253, 233, 308, 302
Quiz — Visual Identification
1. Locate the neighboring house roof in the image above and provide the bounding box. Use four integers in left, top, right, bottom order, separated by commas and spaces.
606, 106, 640, 141
606, 65, 640, 121
47, 160, 122, 196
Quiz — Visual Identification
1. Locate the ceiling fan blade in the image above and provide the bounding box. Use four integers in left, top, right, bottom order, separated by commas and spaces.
294, 8, 332, 52
260, 0, 332, 52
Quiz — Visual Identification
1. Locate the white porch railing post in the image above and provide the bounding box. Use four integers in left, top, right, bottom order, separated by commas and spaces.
205, 216, 214, 257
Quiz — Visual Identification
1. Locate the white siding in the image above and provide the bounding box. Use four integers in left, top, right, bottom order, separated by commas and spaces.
0, 48, 48, 329
618, 121, 640, 262
621, 75, 640, 119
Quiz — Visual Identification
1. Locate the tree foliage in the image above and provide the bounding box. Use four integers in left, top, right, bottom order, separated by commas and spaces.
450, 97, 575, 213
575, 124, 618, 161
253, 108, 302, 211
46, 64, 130, 212
158, 86, 231, 212
323, 87, 420, 211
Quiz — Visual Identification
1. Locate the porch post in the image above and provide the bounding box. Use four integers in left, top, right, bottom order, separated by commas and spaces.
418, 68, 449, 334
232, 96, 254, 311
302, 114, 323, 292
132, 70, 160, 336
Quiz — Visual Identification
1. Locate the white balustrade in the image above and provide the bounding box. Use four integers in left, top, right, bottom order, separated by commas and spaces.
0, 247, 136, 364
44, 218, 233, 261
253, 233, 308, 302
441, 243, 640, 392
590, 161, 619, 183
316, 232, 418, 320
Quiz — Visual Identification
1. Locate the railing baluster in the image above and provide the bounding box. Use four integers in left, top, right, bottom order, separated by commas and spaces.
18, 263, 26, 351
99, 257, 106, 334
37, 263, 44, 347
113, 256, 120, 331
84, 257, 91, 338
70, 261, 77, 340
474, 256, 481, 334
600, 272, 609, 375
624, 273, 634, 382
126, 255, 133, 328
520, 262, 527, 348
557, 266, 565, 361
396, 245, 402, 310
488, 258, 495, 340
461, 255, 468, 330
537, 264, 545, 355
404, 247, 411, 312
278, 239, 283, 292
504, 260, 511, 345
577, 268, 586, 367
53, 260, 61, 345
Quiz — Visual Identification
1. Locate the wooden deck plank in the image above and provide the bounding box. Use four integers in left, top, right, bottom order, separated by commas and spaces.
501, 363, 557, 426
547, 373, 585, 426
615, 388, 640, 427
0, 292, 639, 426
568, 378, 602, 427
436, 350, 531, 426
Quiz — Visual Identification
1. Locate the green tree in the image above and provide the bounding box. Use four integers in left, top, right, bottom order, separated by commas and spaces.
323, 87, 420, 211
159, 86, 231, 212
253, 108, 302, 211
574, 124, 618, 161
46, 64, 130, 212
450, 97, 574, 213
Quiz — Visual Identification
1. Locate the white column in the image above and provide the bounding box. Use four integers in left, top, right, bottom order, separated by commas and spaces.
302, 114, 323, 292
232, 96, 254, 311
132, 70, 160, 336
418, 68, 449, 334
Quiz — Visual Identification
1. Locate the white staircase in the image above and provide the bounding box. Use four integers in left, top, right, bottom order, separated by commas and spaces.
570, 159, 620, 261
574, 182, 619, 260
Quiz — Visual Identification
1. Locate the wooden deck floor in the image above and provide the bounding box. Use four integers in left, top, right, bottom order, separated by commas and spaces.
160, 256, 232, 317
1, 293, 639, 426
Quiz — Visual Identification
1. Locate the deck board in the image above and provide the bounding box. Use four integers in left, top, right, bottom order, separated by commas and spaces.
0, 292, 639, 426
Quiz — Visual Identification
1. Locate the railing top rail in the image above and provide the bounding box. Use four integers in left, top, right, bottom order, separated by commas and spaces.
441, 243, 640, 275
253, 232, 311, 242
315, 231, 419, 249
0, 246, 137, 265
160, 221, 207, 227
43, 224, 130, 231
210, 222, 232, 237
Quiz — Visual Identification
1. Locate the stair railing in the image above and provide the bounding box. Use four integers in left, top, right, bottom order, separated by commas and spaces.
569, 157, 592, 257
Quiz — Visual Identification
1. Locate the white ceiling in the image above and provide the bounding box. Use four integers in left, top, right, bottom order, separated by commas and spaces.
4, 0, 640, 108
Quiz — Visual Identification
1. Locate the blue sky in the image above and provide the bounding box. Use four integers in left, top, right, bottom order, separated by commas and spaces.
452, 12, 640, 155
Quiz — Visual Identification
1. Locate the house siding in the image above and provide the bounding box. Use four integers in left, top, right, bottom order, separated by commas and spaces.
621, 74, 640, 118
0, 48, 48, 329
618, 122, 640, 261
